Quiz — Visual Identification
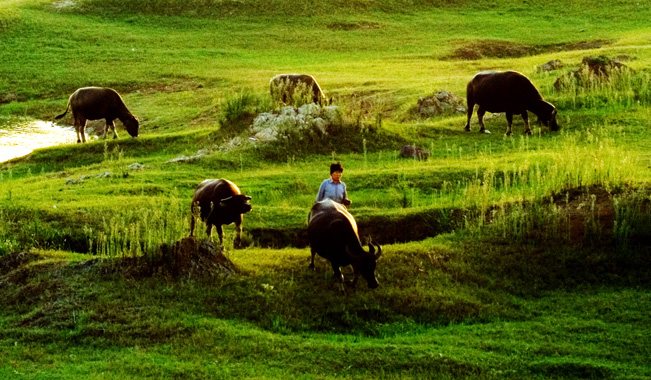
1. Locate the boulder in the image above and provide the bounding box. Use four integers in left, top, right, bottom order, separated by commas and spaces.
250, 105, 341, 143
416, 91, 466, 118
400, 145, 430, 160
537, 59, 564, 72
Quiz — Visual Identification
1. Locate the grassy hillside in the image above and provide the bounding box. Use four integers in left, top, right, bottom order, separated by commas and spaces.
1, 0, 651, 379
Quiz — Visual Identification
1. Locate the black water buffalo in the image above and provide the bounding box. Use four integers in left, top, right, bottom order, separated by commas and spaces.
464, 71, 559, 136
189, 179, 252, 248
308, 199, 382, 289
55, 87, 139, 143
270, 74, 331, 106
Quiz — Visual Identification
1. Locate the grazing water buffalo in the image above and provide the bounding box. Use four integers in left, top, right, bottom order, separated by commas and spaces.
55, 87, 139, 143
190, 179, 252, 248
308, 199, 382, 289
270, 74, 331, 106
464, 71, 559, 136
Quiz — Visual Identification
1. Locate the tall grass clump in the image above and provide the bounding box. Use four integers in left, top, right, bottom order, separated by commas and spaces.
553, 65, 651, 110
462, 130, 636, 243
613, 189, 651, 251
218, 90, 270, 137
270, 80, 320, 109
93, 192, 188, 258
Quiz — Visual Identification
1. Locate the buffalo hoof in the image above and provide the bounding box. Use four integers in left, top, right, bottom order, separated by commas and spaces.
464, 125, 471, 132
308, 263, 315, 271
524, 130, 532, 136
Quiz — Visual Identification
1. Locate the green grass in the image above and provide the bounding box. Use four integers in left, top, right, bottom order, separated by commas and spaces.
2, 0, 651, 378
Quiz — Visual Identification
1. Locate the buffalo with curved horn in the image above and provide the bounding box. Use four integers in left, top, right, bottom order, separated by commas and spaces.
308, 199, 382, 289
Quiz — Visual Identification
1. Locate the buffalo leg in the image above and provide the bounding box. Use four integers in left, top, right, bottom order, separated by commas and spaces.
309, 249, 316, 270
205, 223, 213, 240
331, 263, 346, 292
234, 221, 243, 249
104, 119, 119, 139
477, 106, 487, 133
505, 113, 514, 136
189, 203, 199, 237
216, 225, 224, 246
74, 115, 87, 143
111, 120, 119, 139
521, 112, 532, 135
464, 99, 475, 131
80, 120, 87, 142
74, 125, 81, 144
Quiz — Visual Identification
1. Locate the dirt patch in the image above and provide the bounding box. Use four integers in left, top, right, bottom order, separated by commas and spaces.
446, 39, 612, 60
556, 39, 612, 52
555, 186, 616, 244
327, 21, 382, 31
0, 251, 42, 276
107, 237, 237, 280
448, 39, 534, 60
134, 80, 206, 96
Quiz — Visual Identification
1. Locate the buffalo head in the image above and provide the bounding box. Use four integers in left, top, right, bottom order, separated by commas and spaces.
539, 102, 560, 131
220, 194, 252, 214
352, 243, 383, 289
124, 115, 140, 138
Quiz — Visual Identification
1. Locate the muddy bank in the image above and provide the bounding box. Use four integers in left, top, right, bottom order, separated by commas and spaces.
247, 207, 461, 248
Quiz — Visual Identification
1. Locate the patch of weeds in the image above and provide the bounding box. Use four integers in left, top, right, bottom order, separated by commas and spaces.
218, 90, 270, 137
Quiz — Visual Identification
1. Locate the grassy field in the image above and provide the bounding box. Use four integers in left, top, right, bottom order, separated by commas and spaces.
2, 0, 651, 379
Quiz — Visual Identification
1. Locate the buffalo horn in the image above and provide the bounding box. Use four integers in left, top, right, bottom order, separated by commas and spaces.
367, 242, 382, 259
220, 196, 233, 203
374, 243, 382, 259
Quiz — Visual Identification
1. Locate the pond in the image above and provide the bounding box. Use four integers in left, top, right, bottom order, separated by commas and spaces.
0, 117, 77, 163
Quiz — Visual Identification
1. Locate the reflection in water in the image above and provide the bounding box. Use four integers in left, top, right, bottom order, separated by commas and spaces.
0, 118, 76, 163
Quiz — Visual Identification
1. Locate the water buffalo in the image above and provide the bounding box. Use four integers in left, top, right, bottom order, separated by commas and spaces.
270, 74, 331, 106
464, 71, 559, 136
55, 87, 139, 143
308, 199, 382, 289
190, 179, 252, 248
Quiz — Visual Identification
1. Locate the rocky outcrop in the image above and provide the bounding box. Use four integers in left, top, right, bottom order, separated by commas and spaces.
415, 91, 466, 118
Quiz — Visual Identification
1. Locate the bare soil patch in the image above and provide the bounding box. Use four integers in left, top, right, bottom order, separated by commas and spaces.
446, 39, 612, 60
557, 186, 616, 244
327, 21, 383, 31
108, 237, 238, 280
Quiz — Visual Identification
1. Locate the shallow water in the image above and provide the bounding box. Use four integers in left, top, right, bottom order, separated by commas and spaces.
0, 117, 77, 163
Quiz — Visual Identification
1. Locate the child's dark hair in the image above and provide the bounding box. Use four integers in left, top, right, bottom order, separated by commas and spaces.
330, 162, 344, 174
